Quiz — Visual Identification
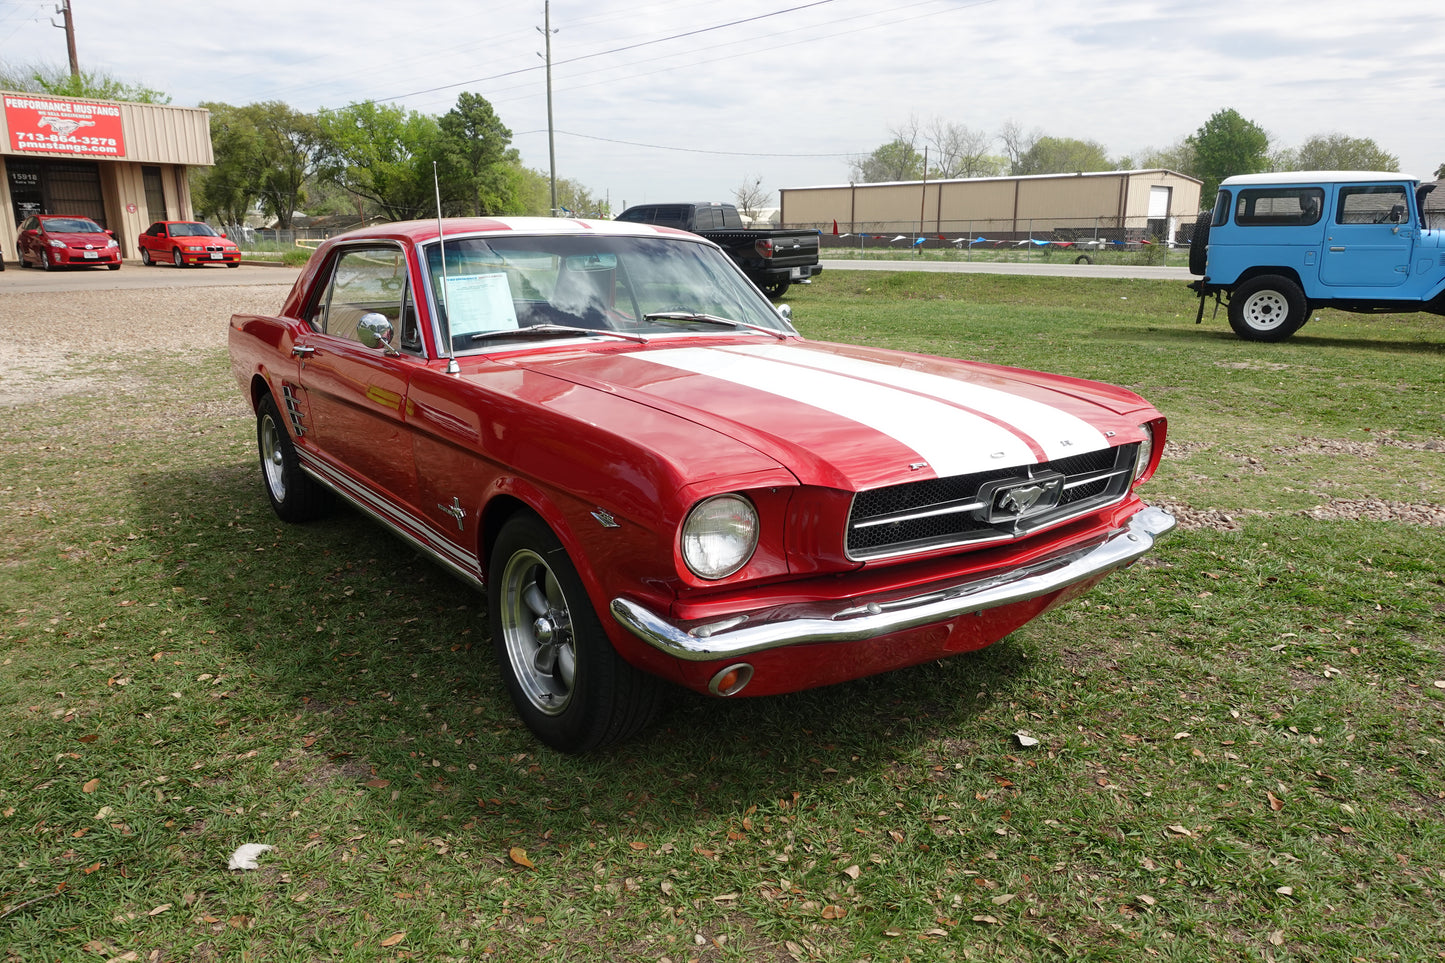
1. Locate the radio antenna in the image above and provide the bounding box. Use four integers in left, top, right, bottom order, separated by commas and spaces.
434, 161, 459, 375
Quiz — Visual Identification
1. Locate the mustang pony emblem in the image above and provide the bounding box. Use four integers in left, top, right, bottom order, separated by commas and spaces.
37, 116, 95, 138
981, 473, 1067, 527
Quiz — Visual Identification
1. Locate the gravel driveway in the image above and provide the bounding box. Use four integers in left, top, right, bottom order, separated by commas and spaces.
0, 282, 291, 405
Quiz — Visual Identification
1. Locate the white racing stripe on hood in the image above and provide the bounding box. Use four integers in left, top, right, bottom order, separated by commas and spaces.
728, 343, 1109, 462
638, 346, 1037, 476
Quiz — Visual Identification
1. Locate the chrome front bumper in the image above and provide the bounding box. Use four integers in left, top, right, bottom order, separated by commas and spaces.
611, 506, 1176, 662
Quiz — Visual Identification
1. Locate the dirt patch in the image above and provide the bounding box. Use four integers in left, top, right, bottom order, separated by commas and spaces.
0, 284, 289, 406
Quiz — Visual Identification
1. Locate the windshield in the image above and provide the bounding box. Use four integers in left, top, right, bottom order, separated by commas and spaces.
422, 233, 791, 353
45, 218, 103, 233
171, 222, 219, 237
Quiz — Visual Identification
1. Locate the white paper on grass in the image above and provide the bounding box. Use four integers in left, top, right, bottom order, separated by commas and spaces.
227, 843, 274, 871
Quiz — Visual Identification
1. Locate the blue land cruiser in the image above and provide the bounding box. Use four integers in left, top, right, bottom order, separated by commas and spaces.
1188, 171, 1444, 341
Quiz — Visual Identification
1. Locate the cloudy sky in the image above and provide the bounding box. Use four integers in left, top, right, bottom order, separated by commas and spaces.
2, 0, 1441, 210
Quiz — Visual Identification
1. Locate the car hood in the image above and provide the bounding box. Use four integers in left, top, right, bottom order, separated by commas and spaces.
44, 231, 111, 246
507, 339, 1154, 491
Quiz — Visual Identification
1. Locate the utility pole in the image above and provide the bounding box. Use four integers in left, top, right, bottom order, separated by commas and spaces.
52, 1, 80, 79
538, 2, 558, 216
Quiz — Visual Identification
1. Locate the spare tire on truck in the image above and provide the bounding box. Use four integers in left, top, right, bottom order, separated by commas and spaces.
1188, 211, 1211, 276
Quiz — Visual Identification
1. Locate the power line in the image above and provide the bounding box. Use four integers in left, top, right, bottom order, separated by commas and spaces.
519, 128, 858, 159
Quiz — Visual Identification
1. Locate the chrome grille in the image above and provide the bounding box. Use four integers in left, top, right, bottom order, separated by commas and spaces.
847, 444, 1138, 560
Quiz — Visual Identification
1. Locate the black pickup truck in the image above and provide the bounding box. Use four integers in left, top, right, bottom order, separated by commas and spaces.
615, 202, 822, 298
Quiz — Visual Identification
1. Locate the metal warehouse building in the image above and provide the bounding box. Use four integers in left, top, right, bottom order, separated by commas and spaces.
781, 169, 1203, 244
2, 91, 210, 260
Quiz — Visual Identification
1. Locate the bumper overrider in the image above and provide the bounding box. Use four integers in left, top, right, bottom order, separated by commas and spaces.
612, 505, 1175, 665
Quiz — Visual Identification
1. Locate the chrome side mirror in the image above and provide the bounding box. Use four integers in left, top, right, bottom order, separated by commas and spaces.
776, 303, 792, 323
357, 312, 398, 355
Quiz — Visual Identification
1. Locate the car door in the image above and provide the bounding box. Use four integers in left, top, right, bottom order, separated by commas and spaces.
1319, 183, 1414, 288
293, 242, 422, 514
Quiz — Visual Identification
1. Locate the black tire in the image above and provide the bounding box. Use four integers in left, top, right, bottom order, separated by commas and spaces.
141, 248, 153, 266
255, 394, 329, 522
489, 512, 661, 753
17, 246, 28, 268
1073, 254, 1093, 265
226, 261, 240, 268
759, 278, 791, 299
1227, 275, 1310, 342
107, 262, 120, 271
1188, 211, 1211, 276
172, 248, 185, 268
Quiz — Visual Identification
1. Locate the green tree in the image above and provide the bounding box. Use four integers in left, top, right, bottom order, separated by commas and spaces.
850, 139, 924, 182
193, 102, 264, 227
1273, 133, 1400, 173
1187, 108, 1270, 200
317, 102, 447, 221
1012, 136, 1113, 175
0, 63, 169, 102
438, 92, 515, 216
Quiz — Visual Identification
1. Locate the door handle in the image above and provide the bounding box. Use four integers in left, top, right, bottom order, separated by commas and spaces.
1329, 246, 1345, 252
292, 345, 317, 358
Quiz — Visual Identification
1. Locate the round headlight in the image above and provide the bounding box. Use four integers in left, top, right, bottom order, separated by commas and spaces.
1133, 422, 1155, 481
681, 495, 759, 580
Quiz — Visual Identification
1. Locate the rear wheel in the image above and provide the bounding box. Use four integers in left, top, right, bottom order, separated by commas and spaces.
256, 394, 329, 522
141, 248, 153, 266
1228, 275, 1309, 342
759, 278, 790, 299
489, 512, 660, 753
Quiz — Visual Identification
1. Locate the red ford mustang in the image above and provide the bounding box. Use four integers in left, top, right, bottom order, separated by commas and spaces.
229, 218, 1174, 752
138, 220, 241, 267
16, 214, 121, 270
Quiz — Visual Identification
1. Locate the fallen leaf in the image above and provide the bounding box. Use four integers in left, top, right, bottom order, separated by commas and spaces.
821, 904, 847, 919
842, 864, 861, 880
1275, 886, 1294, 896
82, 778, 101, 794
364, 778, 390, 789
508, 847, 535, 869
148, 904, 171, 916
1269, 930, 1285, 946
629, 840, 648, 851
1266, 791, 1285, 811
884, 927, 904, 937
972, 915, 1000, 925
1137, 894, 1157, 907
1433, 680, 1445, 689
380, 932, 406, 947
1166, 825, 1193, 837
1014, 731, 1039, 748
991, 893, 1016, 906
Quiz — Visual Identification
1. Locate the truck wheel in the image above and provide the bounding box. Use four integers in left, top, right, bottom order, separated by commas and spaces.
1227, 276, 1309, 342
760, 278, 790, 299
1187, 211, 1211, 276
489, 511, 661, 753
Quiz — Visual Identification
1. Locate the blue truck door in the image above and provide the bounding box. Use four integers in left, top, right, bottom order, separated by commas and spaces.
1319, 183, 1414, 288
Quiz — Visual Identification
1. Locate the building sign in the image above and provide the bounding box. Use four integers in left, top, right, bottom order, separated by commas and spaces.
4, 95, 125, 157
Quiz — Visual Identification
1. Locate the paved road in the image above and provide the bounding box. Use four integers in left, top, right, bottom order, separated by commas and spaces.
821, 258, 1193, 281
0, 259, 301, 292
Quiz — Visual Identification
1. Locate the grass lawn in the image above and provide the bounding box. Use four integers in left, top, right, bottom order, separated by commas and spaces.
2, 271, 1442, 961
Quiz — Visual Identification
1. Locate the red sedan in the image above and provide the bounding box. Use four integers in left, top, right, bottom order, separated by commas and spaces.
138, 220, 242, 267
16, 214, 121, 270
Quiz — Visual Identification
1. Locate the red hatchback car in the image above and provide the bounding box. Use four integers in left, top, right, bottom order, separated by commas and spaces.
16, 214, 121, 270
138, 220, 242, 267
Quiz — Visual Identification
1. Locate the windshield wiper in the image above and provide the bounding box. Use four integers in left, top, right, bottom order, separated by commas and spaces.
642, 311, 789, 340
470, 324, 649, 344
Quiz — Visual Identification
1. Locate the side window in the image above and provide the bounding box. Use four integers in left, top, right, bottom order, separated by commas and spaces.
1337, 185, 1410, 225
1212, 192, 1231, 226
307, 245, 409, 343
1234, 188, 1325, 226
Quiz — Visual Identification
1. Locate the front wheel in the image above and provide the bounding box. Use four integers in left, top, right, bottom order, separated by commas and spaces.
1228, 276, 1309, 342
489, 512, 660, 753
256, 394, 329, 521
172, 248, 186, 268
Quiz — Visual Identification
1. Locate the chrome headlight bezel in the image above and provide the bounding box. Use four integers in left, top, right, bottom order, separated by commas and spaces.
1133, 422, 1156, 483
680, 494, 759, 580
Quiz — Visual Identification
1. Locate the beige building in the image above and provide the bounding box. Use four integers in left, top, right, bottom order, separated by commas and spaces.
2, 92, 211, 259
782, 169, 1203, 243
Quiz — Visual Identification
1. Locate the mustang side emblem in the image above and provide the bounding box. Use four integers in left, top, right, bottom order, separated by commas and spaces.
438, 497, 467, 531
